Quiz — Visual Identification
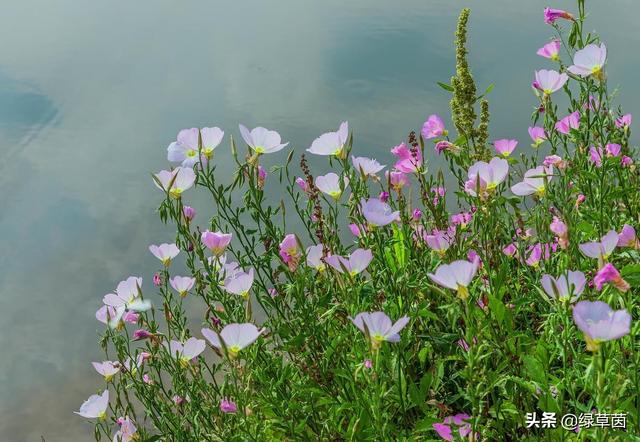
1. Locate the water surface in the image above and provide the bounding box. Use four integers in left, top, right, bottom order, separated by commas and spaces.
0, 1, 638, 440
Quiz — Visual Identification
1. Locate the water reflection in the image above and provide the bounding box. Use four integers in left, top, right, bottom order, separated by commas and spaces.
0, 0, 638, 440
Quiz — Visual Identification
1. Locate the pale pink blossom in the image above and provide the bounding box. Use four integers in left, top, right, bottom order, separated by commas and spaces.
201, 231, 232, 256
534, 69, 568, 95
239, 124, 289, 154
316, 173, 349, 200
351, 156, 385, 177
528, 126, 547, 146
568, 43, 607, 78
537, 40, 561, 60
421, 114, 447, 139
75, 390, 109, 419
149, 243, 180, 266
428, 260, 478, 299
579, 230, 618, 263
511, 166, 554, 197
166, 337, 206, 366
464, 157, 509, 198
202, 323, 263, 357
170, 276, 196, 297
555, 111, 580, 134
493, 139, 517, 157
325, 248, 373, 276
307, 122, 349, 157
541, 271, 586, 302
390, 142, 422, 173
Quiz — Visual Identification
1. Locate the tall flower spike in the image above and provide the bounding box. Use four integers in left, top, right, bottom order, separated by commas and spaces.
350, 311, 410, 349
428, 260, 478, 300
450, 8, 477, 138
202, 323, 263, 358
573, 301, 631, 351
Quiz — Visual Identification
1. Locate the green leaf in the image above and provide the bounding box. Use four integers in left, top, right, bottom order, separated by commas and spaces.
437, 81, 454, 92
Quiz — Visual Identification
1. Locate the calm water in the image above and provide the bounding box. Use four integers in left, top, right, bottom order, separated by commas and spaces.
1, 1, 638, 440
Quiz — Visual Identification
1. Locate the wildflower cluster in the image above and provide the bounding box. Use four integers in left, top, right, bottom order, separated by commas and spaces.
81, 3, 638, 440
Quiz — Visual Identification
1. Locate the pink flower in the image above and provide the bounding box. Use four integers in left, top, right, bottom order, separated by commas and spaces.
182, 205, 196, 221
113, 416, 137, 442
360, 198, 400, 227
433, 413, 473, 441
541, 271, 586, 302
617, 224, 639, 249
621, 156, 633, 167
202, 323, 263, 357
149, 243, 180, 266
588, 146, 604, 167
511, 166, 554, 197
543, 155, 566, 170
307, 122, 348, 157
153, 167, 196, 199
325, 248, 373, 276
428, 260, 478, 299
166, 337, 206, 366
350, 311, 410, 348
464, 157, 509, 198
568, 43, 607, 78
605, 143, 621, 157
170, 276, 196, 297
348, 223, 364, 237
92, 361, 120, 381
433, 140, 454, 155
153, 272, 162, 287
295, 177, 309, 192
363, 359, 373, 369
555, 111, 580, 134
573, 300, 631, 351
502, 243, 517, 257
615, 114, 632, 129
74, 390, 109, 419
575, 194, 586, 208
579, 230, 618, 264
425, 230, 451, 256
550, 216, 569, 249
451, 212, 472, 229
257, 165, 267, 189
239, 124, 289, 154
220, 398, 238, 414
316, 172, 349, 200
412, 209, 422, 221
421, 114, 447, 139
386, 170, 409, 191
132, 329, 153, 341
390, 142, 422, 173
378, 191, 390, 203
528, 126, 547, 146
279, 234, 301, 271
525, 243, 544, 267
537, 39, 561, 60
594, 263, 630, 292
201, 231, 232, 256
224, 268, 255, 298
544, 8, 574, 24
493, 139, 517, 157
352, 156, 385, 177
305, 244, 326, 271
534, 69, 568, 95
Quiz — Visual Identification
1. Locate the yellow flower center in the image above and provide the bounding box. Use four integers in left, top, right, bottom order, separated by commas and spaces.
456, 285, 469, 300
186, 149, 197, 158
